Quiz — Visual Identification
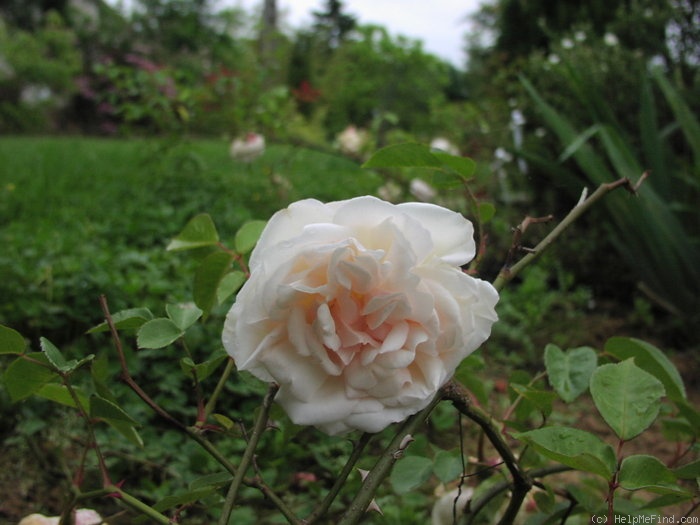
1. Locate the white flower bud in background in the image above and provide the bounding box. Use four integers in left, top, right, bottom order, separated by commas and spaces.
229, 132, 265, 162
430, 137, 459, 156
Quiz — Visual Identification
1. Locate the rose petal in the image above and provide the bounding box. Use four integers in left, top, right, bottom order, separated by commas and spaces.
397, 202, 476, 265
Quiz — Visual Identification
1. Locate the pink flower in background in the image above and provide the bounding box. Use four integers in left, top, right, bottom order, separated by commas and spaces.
337, 125, 367, 155
223, 196, 498, 435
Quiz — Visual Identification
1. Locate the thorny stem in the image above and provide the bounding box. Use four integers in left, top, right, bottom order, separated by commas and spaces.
219, 383, 279, 525
442, 379, 532, 525
492, 174, 648, 292
108, 486, 174, 524
99, 295, 185, 431
60, 374, 111, 488
305, 432, 373, 524
99, 296, 297, 521
463, 465, 572, 524
337, 394, 444, 525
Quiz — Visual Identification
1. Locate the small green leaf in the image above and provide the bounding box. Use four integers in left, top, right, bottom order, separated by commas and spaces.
510, 383, 557, 415
194, 251, 235, 316
362, 142, 442, 169
431, 170, 464, 189
189, 472, 233, 490
166, 303, 203, 331
153, 488, 216, 512
514, 426, 616, 478
167, 213, 219, 251
4, 353, 56, 402
673, 459, 700, 480
36, 383, 89, 410
433, 450, 464, 483
180, 351, 228, 383
41, 337, 76, 373
104, 419, 144, 447
390, 455, 434, 493
590, 359, 665, 440
432, 152, 476, 180
212, 413, 235, 430
87, 307, 155, 334
90, 394, 139, 425
604, 337, 685, 403
618, 455, 690, 496
136, 318, 184, 349
544, 344, 597, 403
0, 325, 26, 355
234, 220, 267, 254
216, 271, 246, 304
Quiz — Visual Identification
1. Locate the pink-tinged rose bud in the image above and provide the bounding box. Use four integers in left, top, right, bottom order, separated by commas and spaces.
18, 508, 102, 525
18, 515, 59, 525
337, 125, 367, 155
74, 508, 103, 525
223, 196, 498, 435
229, 133, 265, 162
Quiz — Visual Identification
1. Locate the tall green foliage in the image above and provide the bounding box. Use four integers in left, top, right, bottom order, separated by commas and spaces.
521, 66, 700, 323
319, 25, 449, 135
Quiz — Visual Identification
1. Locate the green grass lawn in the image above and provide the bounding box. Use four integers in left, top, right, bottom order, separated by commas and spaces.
0, 136, 382, 343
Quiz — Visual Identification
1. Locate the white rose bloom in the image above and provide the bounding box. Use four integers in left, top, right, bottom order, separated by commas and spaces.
223, 196, 498, 435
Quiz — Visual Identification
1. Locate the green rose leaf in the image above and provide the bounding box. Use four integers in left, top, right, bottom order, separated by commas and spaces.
105, 419, 144, 447
619, 455, 690, 496
604, 337, 685, 403
0, 325, 26, 355
40, 337, 93, 373
673, 459, 700, 480
136, 318, 184, 349
234, 220, 267, 254
4, 353, 56, 402
87, 307, 155, 334
433, 449, 464, 483
362, 142, 442, 169
153, 488, 217, 512
544, 344, 597, 402
90, 394, 140, 425
166, 303, 203, 331
167, 213, 219, 251
390, 455, 434, 493
514, 426, 616, 479
432, 152, 476, 180
36, 383, 89, 410
194, 251, 235, 317
590, 359, 665, 440
180, 350, 228, 383
189, 472, 233, 491
216, 270, 246, 304
510, 383, 557, 416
